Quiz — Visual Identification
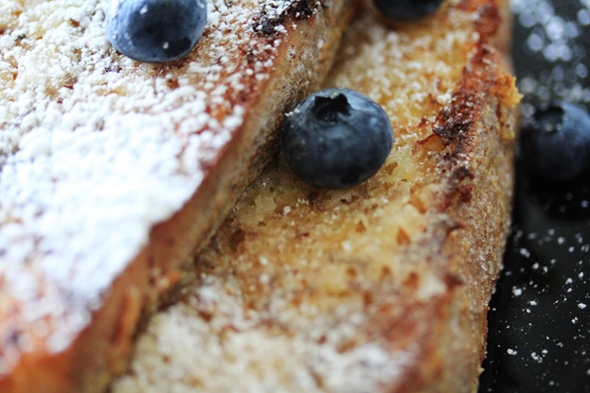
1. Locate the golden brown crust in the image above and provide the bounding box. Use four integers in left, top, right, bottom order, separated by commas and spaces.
0, 0, 353, 391
113, 0, 520, 392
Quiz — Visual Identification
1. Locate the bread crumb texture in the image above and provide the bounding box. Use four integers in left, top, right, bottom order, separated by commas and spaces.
114, 0, 518, 392
0, 0, 300, 369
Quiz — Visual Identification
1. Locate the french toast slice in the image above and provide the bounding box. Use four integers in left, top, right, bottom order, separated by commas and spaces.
113, 0, 521, 392
0, 0, 353, 391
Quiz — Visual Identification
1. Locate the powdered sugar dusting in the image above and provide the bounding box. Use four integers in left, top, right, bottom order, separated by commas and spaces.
113, 280, 414, 393
325, 0, 473, 137
0, 0, 292, 362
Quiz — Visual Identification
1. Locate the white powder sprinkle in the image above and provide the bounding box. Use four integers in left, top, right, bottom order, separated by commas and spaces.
519, 247, 531, 257
0, 0, 293, 359
259, 256, 269, 266
507, 348, 518, 356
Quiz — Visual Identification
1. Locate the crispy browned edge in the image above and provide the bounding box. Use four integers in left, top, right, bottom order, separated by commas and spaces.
395, 76, 518, 392
389, 1, 519, 390
0, 1, 354, 392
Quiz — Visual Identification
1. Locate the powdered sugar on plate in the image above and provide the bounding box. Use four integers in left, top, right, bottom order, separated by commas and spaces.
479, 3, 590, 390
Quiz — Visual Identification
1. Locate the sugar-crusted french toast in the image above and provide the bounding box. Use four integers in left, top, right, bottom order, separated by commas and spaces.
113, 0, 520, 392
0, 0, 353, 391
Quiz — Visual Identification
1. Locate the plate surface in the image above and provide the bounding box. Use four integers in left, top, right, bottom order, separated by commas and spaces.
478, 1, 590, 392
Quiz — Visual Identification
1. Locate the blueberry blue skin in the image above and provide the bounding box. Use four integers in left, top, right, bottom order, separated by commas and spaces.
107, 0, 207, 63
281, 88, 394, 190
520, 102, 590, 183
372, 0, 444, 21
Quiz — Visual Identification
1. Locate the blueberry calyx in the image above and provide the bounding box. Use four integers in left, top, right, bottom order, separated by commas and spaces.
372, 0, 444, 21
281, 88, 394, 190
106, 0, 207, 63
311, 94, 351, 123
520, 102, 590, 183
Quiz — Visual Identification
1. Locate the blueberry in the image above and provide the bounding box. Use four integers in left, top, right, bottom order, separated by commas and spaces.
106, 0, 207, 63
372, 0, 444, 21
520, 102, 590, 183
281, 88, 393, 189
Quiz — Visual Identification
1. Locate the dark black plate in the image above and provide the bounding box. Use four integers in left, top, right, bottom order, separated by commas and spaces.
478, 1, 590, 392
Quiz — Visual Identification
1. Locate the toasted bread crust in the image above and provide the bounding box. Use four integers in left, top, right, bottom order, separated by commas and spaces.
113, 0, 520, 392
0, 0, 353, 391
